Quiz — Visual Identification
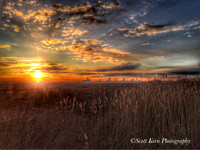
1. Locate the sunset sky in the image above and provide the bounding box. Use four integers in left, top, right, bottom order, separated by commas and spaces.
0, 0, 200, 81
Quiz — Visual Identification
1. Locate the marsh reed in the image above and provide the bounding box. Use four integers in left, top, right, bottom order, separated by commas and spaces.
0, 80, 199, 149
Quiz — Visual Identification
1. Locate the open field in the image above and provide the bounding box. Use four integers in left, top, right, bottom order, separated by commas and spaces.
0, 80, 199, 149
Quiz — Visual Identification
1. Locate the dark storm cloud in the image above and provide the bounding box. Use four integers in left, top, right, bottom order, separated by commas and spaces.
95, 63, 140, 72
145, 23, 172, 29
146, 65, 182, 70
169, 68, 200, 75
51, 0, 120, 26
0, 61, 10, 66
42, 66, 67, 71
41, 64, 71, 73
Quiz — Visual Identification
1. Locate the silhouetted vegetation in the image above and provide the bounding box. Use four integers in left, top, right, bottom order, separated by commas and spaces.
0, 81, 199, 149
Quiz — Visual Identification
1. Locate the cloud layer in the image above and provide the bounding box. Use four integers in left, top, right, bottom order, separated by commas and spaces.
118, 21, 200, 37
95, 63, 140, 72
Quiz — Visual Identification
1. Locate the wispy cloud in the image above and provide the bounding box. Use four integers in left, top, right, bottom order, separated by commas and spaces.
41, 64, 71, 74
95, 63, 141, 72
118, 21, 200, 37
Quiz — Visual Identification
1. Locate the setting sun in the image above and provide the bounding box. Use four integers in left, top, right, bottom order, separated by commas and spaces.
33, 71, 43, 78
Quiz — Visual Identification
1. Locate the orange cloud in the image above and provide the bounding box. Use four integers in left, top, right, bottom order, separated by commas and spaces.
103, 48, 129, 55
42, 39, 67, 45
5, 5, 56, 23
102, 3, 119, 9
67, 39, 137, 63
12, 25, 20, 32
14, 10, 23, 17
34, 9, 56, 23
0, 44, 11, 48
62, 28, 87, 37
27, 0, 37, 5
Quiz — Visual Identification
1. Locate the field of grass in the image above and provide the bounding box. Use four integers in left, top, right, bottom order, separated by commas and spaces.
0, 80, 199, 149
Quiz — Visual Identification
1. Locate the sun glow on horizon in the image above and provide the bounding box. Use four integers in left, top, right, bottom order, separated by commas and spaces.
33, 71, 43, 79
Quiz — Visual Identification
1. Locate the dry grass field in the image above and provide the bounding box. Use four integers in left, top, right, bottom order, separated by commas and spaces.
0, 80, 199, 149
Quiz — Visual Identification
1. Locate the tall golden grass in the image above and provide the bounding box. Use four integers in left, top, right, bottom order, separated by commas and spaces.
0, 80, 199, 149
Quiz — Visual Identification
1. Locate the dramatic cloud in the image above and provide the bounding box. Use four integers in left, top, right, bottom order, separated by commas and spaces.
0, 0, 200, 81
0, 57, 17, 67
4, 5, 56, 24
95, 63, 140, 72
14, 61, 71, 74
51, 0, 120, 25
67, 39, 137, 63
118, 21, 200, 37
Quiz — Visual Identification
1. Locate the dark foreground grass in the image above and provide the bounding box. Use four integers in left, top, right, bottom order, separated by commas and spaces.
0, 80, 199, 149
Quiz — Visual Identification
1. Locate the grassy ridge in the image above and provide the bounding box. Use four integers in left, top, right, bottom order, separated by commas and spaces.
0, 81, 199, 149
